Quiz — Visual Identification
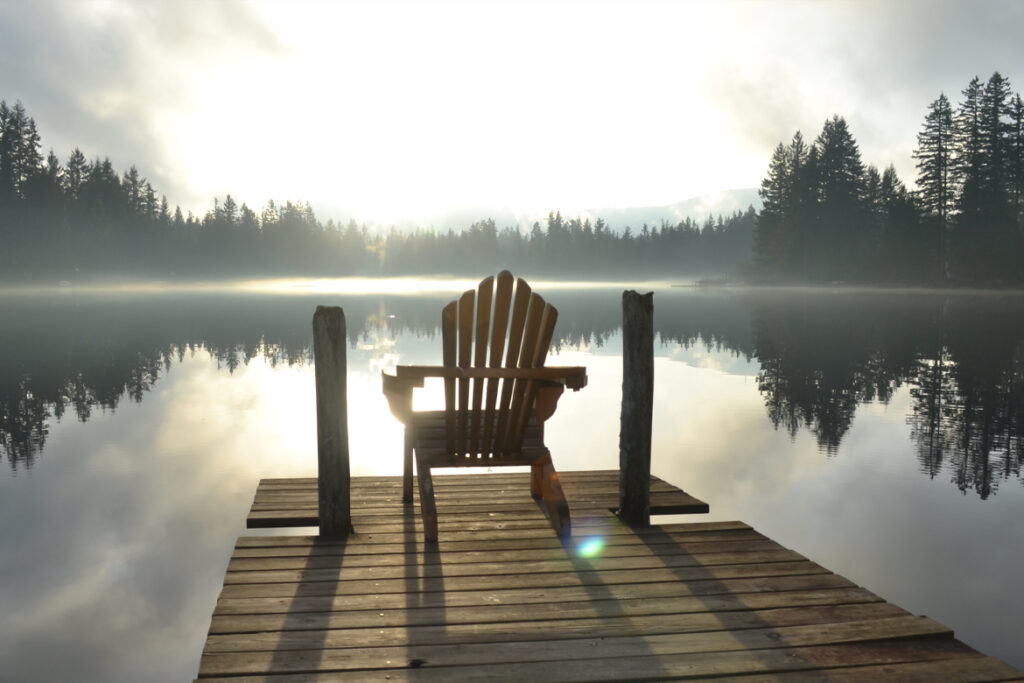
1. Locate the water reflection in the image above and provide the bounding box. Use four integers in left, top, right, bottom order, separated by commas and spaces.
2, 286, 1023, 498
744, 292, 1024, 498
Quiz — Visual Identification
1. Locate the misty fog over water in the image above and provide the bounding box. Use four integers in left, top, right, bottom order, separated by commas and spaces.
1, 279, 1022, 680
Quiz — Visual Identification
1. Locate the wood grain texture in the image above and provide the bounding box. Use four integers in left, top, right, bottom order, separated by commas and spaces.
246, 470, 707, 528
620, 290, 654, 526
311, 306, 352, 538
195, 471, 1021, 680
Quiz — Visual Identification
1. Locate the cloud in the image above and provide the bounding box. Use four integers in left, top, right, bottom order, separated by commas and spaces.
0, 0, 284, 208
3, 0, 1024, 217
704, 0, 1024, 185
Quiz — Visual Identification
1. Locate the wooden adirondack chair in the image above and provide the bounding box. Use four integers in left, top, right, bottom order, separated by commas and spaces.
382, 271, 587, 542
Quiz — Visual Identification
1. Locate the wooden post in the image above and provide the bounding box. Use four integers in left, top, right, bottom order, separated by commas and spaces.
619, 290, 653, 527
313, 306, 353, 538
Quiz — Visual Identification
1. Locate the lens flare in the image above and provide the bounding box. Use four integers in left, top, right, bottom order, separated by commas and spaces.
576, 536, 605, 558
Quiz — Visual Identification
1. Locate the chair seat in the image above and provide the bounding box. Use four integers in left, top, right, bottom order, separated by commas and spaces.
410, 410, 547, 467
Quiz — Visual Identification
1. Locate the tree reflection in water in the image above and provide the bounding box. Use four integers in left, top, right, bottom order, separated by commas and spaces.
747, 292, 1024, 498
1, 287, 1021, 498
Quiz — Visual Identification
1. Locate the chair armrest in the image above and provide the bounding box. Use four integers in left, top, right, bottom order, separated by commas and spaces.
381, 370, 423, 424
394, 365, 587, 391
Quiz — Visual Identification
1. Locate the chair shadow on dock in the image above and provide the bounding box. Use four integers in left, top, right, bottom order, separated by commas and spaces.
400, 498, 446, 672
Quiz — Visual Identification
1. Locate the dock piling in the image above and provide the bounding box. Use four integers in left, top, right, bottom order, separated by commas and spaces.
619, 290, 654, 526
312, 305, 353, 537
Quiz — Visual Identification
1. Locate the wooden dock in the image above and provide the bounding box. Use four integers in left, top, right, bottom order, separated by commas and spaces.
197, 470, 1021, 681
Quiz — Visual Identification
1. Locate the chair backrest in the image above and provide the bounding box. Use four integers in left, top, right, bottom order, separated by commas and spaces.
442, 270, 557, 458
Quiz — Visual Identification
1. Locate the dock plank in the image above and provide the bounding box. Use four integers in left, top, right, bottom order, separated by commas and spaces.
246, 469, 708, 528
196, 471, 1020, 680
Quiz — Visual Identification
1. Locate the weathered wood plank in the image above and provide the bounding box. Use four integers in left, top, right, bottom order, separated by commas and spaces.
222, 560, 830, 591
213, 585, 884, 619
258, 469, 670, 487
199, 473, 1020, 681
249, 470, 708, 528
194, 642, 994, 681
198, 616, 953, 675
722, 656, 1024, 682
236, 520, 751, 546
253, 477, 686, 499
237, 532, 777, 561
255, 471, 688, 496
204, 610, 935, 657
207, 601, 906, 643
247, 489, 702, 513
246, 515, 734, 542
229, 533, 777, 561
216, 572, 857, 601
226, 548, 807, 574
247, 496, 707, 519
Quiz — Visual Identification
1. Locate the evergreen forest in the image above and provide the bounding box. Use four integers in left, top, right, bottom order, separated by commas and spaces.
2, 71, 1023, 284
0, 97, 752, 281
753, 72, 1024, 284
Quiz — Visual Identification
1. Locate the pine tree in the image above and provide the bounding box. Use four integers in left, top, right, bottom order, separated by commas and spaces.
0, 100, 42, 201
952, 73, 1020, 281
880, 164, 923, 280
814, 115, 865, 279
122, 165, 143, 215
953, 77, 984, 214
1009, 93, 1024, 230
159, 195, 170, 225
913, 93, 954, 278
45, 149, 62, 183
753, 141, 791, 274
64, 147, 87, 201
222, 193, 238, 225
978, 72, 1012, 200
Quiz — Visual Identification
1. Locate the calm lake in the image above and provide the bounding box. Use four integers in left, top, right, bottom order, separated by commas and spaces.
1, 279, 1022, 680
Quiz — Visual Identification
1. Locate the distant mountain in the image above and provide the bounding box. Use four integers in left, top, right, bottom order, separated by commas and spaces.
579, 188, 761, 231
349, 189, 761, 234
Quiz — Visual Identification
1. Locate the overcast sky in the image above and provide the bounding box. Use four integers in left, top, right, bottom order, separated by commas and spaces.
1, 0, 1022, 225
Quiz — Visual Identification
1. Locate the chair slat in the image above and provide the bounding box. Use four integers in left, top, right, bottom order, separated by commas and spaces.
469, 276, 493, 455
511, 302, 558, 451
503, 292, 545, 454
493, 278, 531, 455
482, 271, 514, 454
441, 301, 457, 456
456, 289, 474, 455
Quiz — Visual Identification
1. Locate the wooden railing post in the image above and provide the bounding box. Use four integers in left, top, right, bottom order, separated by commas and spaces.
313, 306, 353, 538
619, 290, 653, 527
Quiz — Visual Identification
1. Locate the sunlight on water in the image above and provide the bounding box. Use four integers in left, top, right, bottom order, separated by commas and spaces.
234, 277, 679, 295
238, 277, 481, 295
1, 276, 679, 298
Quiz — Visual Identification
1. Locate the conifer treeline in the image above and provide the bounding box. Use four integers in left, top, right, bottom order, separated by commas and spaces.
753, 72, 1024, 284
0, 97, 753, 281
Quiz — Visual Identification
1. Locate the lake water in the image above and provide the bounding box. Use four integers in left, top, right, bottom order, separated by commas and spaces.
1, 279, 1022, 680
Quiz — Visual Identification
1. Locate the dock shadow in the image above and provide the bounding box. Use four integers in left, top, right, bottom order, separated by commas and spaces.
265, 532, 348, 675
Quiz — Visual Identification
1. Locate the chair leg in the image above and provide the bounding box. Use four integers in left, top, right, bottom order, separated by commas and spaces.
402, 428, 414, 503
531, 453, 571, 538
415, 454, 439, 542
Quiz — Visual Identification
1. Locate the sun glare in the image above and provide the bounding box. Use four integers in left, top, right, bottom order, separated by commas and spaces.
151, 0, 757, 222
